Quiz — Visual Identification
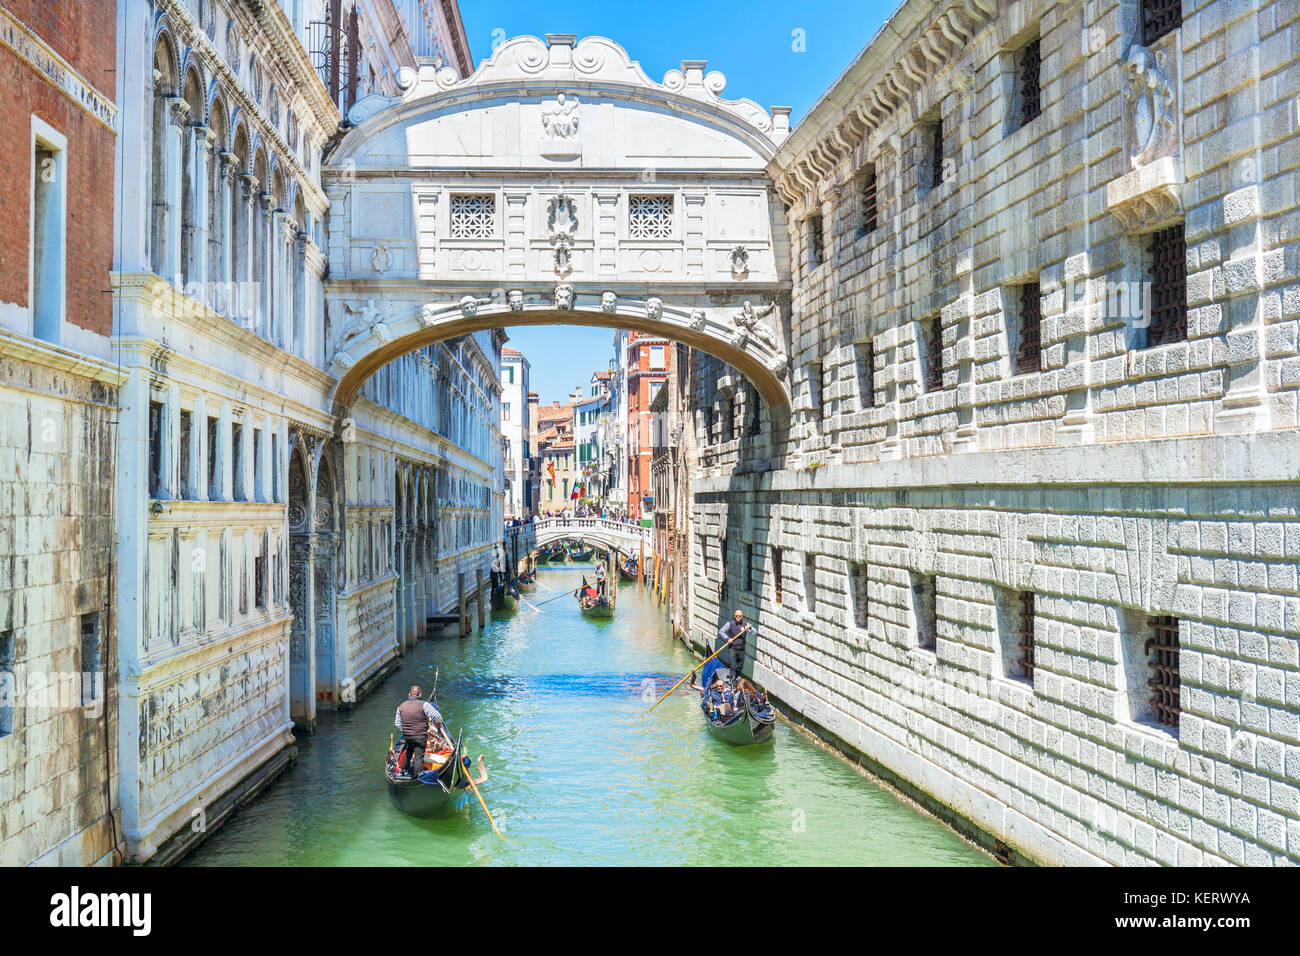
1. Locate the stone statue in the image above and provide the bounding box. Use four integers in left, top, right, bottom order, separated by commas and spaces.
645, 296, 663, 320
333, 299, 388, 357
1122, 44, 1177, 169
733, 300, 780, 350
508, 289, 525, 311
542, 93, 580, 139
689, 309, 707, 330
601, 291, 618, 313
554, 284, 574, 310
460, 295, 480, 317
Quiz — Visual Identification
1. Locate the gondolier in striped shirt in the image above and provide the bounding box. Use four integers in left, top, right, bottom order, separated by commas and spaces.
395, 686, 443, 778
717, 610, 752, 679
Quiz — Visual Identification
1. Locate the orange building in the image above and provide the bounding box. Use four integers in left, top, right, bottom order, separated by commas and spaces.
625, 332, 669, 520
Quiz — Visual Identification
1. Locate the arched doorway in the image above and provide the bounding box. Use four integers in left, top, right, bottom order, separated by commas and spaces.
314, 453, 339, 707
287, 445, 314, 727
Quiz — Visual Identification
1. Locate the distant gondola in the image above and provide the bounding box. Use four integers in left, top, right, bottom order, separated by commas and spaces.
617, 557, 638, 581
516, 569, 537, 590
569, 546, 594, 562
532, 549, 551, 564
385, 730, 472, 818
489, 570, 518, 612
575, 578, 614, 618
697, 659, 775, 746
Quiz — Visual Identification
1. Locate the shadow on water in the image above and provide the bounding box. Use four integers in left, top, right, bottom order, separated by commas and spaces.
183, 564, 995, 867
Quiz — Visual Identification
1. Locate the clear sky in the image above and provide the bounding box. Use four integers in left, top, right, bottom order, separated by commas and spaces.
460, 0, 897, 404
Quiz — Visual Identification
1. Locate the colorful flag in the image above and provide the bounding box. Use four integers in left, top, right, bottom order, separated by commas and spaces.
547, 460, 556, 482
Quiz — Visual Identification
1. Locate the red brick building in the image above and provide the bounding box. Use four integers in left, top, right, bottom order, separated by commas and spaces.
624, 332, 669, 519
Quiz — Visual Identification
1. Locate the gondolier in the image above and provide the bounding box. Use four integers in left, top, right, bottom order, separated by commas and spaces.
717, 610, 752, 678
394, 686, 442, 778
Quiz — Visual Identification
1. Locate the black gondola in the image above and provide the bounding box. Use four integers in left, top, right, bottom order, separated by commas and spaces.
385, 729, 473, 818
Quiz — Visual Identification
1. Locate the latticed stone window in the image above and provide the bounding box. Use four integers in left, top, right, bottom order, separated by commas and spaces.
1015, 282, 1042, 374
1145, 224, 1187, 347
1015, 591, 1035, 682
628, 195, 673, 238
449, 194, 496, 238
1017, 36, 1042, 127
1141, 0, 1181, 46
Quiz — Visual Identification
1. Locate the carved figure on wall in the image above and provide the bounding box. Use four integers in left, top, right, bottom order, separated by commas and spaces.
542, 93, 580, 139
730, 244, 750, 277
601, 291, 618, 313
645, 296, 663, 320
689, 309, 707, 330
508, 289, 525, 311
371, 243, 392, 274
333, 299, 390, 358
1122, 44, 1177, 169
733, 300, 780, 350
554, 284, 574, 310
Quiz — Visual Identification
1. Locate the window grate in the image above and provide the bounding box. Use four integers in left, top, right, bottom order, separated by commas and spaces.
628, 195, 673, 239
925, 318, 945, 391
860, 166, 878, 235
449, 195, 496, 238
1017, 591, 1036, 682
930, 120, 945, 188
1016, 282, 1042, 374
1146, 615, 1180, 730
773, 549, 783, 606
1018, 37, 1042, 126
1146, 224, 1187, 347
808, 214, 825, 267
1141, 0, 1182, 46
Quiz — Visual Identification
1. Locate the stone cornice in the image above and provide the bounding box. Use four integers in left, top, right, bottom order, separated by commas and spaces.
769, 0, 996, 208
0, 5, 117, 130
0, 326, 126, 392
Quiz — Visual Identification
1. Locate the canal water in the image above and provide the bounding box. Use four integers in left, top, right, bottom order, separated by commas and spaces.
185, 564, 993, 866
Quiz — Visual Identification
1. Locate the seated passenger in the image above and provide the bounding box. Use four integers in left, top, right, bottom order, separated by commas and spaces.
705, 674, 735, 719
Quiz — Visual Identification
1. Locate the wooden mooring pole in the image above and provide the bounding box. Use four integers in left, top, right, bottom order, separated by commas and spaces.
458, 572, 468, 637
476, 567, 485, 630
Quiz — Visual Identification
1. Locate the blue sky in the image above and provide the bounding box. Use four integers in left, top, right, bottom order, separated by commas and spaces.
461, 0, 896, 404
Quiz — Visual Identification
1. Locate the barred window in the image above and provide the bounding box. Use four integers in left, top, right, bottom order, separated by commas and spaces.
807, 213, 825, 267
1017, 36, 1042, 127
913, 573, 937, 650
929, 119, 945, 189
924, 318, 945, 391
449, 194, 496, 238
1145, 224, 1187, 347
855, 340, 875, 409
1147, 616, 1180, 731
1141, 0, 1181, 46
773, 549, 784, 606
859, 165, 878, 236
1015, 591, 1035, 683
1015, 282, 1042, 374
628, 195, 673, 239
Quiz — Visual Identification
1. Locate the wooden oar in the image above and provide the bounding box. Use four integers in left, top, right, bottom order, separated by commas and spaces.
459, 751, 509, 842
647, 626, 750, 712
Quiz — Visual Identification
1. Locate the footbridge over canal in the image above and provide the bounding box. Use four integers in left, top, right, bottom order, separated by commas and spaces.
531, 517, 652, 557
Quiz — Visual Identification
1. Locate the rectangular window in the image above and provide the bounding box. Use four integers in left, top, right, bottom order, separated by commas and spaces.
271, 433, 280, 503
505, 367, 515, 384
231, 423, 244, 501
649, 346, 666, 369
746, 543, 755, 593
503, 402, 511, 422
629, 195, 673, 239
855, 340, 875, 409
748, 384, 762, 436
724, 396, 736, 442
807, 214, 824, 268
1016, 36, 1042, 128
253, 428, 263, 500
912, 573, 937, 651
859, 165, 878, 237
449, 194, 496, 238
1144, 224, 1187, 348
207, 416, 220, 499
929, 119, 945, 190
1141, 0, 1181, 45
924, 318, 945, 392
1014, 282, 1042, 375
996, 588, 1035, 684
1147, 615, 1181, 731
773, 549, 784, 606
0, 629, 14, 736
821, 361, 834, 419
149, 400, 165, 498
850, 562, 870, 629
720, 538, 729, 599
803, 553, 816, 612
31, 130, 66, 344
80, 613, 101, 707
179, 411, 193, 499
254, 533, 267, 609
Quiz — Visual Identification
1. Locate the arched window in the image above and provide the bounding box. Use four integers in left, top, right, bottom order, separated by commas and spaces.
230, 124, 249, 320
207, 98, 227, 301
180, 67, 203, 287
251, 149, 268, 335
150, 38, 177, 276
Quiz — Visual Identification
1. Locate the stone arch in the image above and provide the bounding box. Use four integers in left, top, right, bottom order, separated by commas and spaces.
313, 448, 340, 707
287, 442, 314, 727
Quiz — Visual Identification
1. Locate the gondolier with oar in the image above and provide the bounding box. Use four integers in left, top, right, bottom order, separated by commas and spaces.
394, 686, 443, 778
717, 609, 752, 679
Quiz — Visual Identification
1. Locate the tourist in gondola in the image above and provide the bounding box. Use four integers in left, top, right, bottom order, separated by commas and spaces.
394, 685, 442, 778
717, 609, 752, 678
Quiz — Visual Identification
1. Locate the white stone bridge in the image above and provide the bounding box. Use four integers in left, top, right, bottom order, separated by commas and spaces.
532, 516, 651, 556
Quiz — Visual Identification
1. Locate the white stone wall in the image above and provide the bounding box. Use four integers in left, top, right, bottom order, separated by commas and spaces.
693, 0, 1300, 865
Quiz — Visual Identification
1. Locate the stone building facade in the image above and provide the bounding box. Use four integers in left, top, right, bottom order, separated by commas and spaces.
683, 0, 1300, 865
0, 0, 121, 866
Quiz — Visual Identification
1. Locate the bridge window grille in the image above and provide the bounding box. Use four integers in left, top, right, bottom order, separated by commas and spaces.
1017, 37, 1042, 127
924, 318, 945, 391
860, 165, 878, 236
1144, 225, 1186, 347
1016, 590, 1036, 683
1141, 0, 1181, 46
628, 195, 673, 239
449, 195, 496, 238
1015, 282, 1043, 374
773, 549, 783, 606
745, 543, 755, 592
1147, 616, 1180, 730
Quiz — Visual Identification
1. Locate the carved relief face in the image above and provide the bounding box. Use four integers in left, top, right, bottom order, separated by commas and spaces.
645, 296, 663, 320
601, 292, 617, 312
689, 309, 706, 330
554, 284, 574, 309
508, 290, 525, 311
460, 295, 479, 317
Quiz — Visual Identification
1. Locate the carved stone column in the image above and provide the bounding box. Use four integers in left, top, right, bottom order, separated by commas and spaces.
164, 97, 189, 284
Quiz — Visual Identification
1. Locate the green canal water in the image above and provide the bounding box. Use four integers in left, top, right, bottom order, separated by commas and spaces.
185, 565, 994, 866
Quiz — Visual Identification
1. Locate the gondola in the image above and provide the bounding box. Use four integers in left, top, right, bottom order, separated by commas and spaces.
490, 584, 518, 612
532, 549, 551, 564
575, 579, 615, 618
385, 729, 473, 818
697, 659, 775, 746
569, 546, 594, 562
516, 569, 537, 590
617, 557, 638, 581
